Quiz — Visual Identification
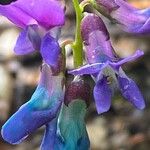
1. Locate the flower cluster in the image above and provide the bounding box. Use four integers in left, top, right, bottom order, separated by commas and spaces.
0, 0, 148, 149
69, 13, 145, 113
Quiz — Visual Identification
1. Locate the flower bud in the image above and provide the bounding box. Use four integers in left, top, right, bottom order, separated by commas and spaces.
64, 76, 91, 106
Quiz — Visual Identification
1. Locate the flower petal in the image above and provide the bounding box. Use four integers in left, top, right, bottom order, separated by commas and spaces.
111, 1, 145, 31
118, 73, 145, 109
114, 0, 138, 11
14, 25, 41, 55
86, 30, 116, 63
93, 77, 112, 114
139, 17, 150, 33
40, 33, 61, 67
1, 64, 64, 144
110, 50, 144, 68
13, 0, 65, 29
57, 100, 90, 149
0, 0, 65, 29
68, 62, 108, 75
0, 4, 37, 28
1, 88, 62, 144
40, 118, 58, 150
77, 133, 90, 150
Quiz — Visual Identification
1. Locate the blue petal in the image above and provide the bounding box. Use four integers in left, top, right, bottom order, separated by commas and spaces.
68, 62, 108, 75
40, 118, 58, 150
40, 33, 61, 67
14, 25, 41, 55
41, 101, 90, 150
1, 87, 62, 144
93, 77, 112, 114
118, 74, 145, 109
1, 64, 63, 144
77, 133, 90, 150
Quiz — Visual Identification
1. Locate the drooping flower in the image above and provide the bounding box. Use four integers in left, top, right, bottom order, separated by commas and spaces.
69, 13, 145, 114
1, 61, 65, 144
0, 0, 65, 65
41, 76, 90, 150
94, 0, 150, 34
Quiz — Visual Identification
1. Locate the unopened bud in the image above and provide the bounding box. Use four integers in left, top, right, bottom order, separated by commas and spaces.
64, 76, 91, 106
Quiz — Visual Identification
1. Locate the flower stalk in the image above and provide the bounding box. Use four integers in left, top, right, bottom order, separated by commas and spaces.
72, 0, 83, 68
79, 0, 91, 11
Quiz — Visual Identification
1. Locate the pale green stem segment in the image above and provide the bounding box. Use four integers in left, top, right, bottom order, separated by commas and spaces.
72, 0, 84, 68
61, 40, 74, 71
80, 0, 91, 11
61, 40, 74, 56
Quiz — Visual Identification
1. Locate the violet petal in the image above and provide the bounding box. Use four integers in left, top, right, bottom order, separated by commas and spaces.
68, 62, 108, 75
114, 0, 137, 11
139, 17, 150, 33
93, 77, 112, 114
14, 25, 40, 55
40, 33, 60, 67
110, 50, 144, 68
118, 74, 145, 109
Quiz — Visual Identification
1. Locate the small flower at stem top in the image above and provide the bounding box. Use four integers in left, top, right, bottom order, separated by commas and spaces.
0, 0, 65, 66
69, 13, 145, 114
93, 0, 150, 34
41, 76, 90, 150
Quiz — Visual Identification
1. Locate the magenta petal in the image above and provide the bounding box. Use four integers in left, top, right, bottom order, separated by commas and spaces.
118, 75, 145, 109
0, 0, 65, 29
68, 62, 108, 75
0, 4, 37, 28
110, 50, 144, 68
14, 25, 40, 55
40, 33, 60, 67
13, 0, 65, 29
93, 77, 112, 114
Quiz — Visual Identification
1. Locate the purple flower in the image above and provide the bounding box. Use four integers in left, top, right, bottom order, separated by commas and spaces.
95, 0, 150, 34
0, 0, 65, 67
41, 76, 90, 150
69, 13, 145, 114
1, 63, 64, 144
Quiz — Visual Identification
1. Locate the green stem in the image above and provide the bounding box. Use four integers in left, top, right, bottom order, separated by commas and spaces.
80, 0, 91, 11
72, 0, 83, 68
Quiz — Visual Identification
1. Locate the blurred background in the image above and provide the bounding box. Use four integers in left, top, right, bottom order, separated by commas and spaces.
0, 0, 150, 149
